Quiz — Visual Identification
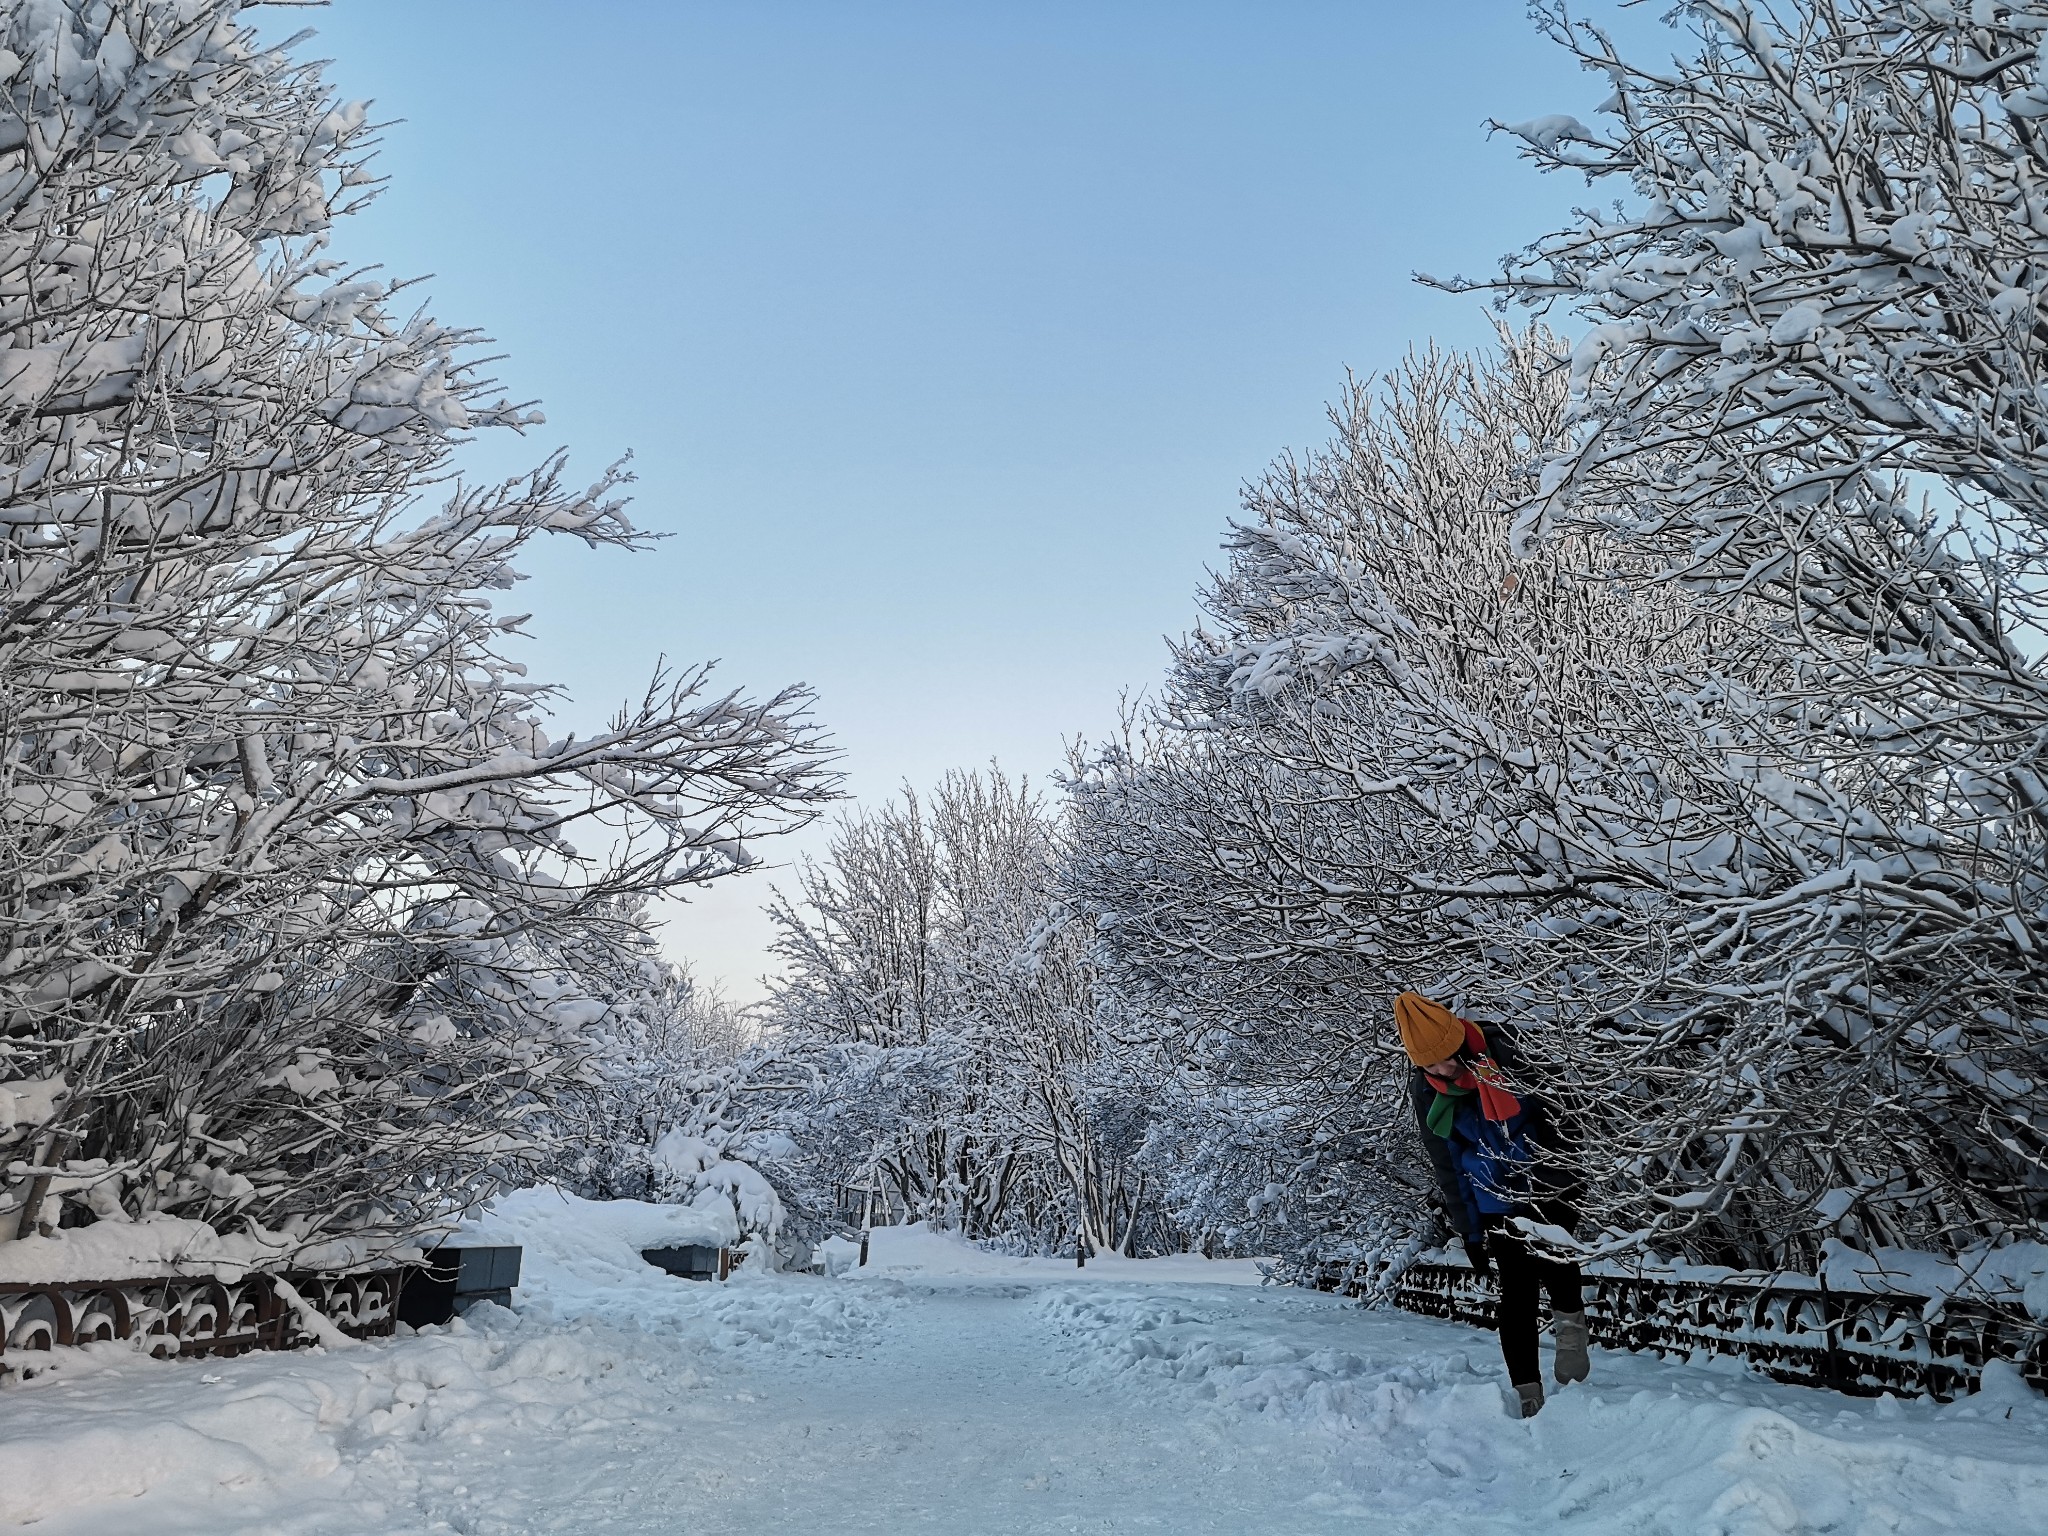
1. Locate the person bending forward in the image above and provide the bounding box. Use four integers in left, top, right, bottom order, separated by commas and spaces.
1396, 990, 1590, 1418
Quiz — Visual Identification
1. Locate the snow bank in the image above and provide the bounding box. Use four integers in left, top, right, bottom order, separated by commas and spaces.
0, 1181, 739, 1289
446, 1184, 730, 1317
444, 1187, 901, 1359
0, 1186, 904, 1530
449, 1185, 906, 1354
0, 1307, 630, 1529
0, 1272, 893, 1529
1821, 1239, 2048, 1317
1423, 1236, 2048, 1317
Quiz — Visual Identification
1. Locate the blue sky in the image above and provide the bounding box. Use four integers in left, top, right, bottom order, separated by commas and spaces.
303, 1, 1641, 998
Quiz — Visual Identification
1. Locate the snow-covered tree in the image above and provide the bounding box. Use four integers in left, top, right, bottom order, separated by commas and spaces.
0, 1, 831, 1256
544, 939, 757, 1202
1429, 0, 2048, 1265
1068, 1, 2048, 1276
1062, 334, 1679, 1274
1063, 717, 1447, 1271
761, 769, 1162, 1252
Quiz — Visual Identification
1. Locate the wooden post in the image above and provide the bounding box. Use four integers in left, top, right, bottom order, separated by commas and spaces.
860, 1171, 876, 1269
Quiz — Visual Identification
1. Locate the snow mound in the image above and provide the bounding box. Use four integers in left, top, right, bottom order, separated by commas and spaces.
1535, 1386, 2048, 1532
450, 1184, 902, 1356
0, 1307, 631, 1529
447, 1184, 732, 1316
836, 1221, 1043, 1277
1035, 1285, 1497, 1425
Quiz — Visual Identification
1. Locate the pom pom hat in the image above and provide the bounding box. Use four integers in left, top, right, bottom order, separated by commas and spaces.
1395, 991, 1464, 1066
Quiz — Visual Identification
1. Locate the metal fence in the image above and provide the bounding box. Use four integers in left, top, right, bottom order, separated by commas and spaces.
1311, 1258, 2048, 1402
1, 1267, 402, 1374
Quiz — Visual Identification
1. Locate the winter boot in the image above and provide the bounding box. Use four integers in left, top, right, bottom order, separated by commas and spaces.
1552, 1311, 1591, 1384
1514, 1380, 1545, 1419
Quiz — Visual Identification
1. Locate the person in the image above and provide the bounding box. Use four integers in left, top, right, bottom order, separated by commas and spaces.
1395, 990, 1589, 1418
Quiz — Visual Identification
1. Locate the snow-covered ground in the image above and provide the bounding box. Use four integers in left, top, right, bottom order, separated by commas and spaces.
3, 1191, 2044, 1534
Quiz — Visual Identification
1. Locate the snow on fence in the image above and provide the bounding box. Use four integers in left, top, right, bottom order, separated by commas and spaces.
0, 1268, 402, 1376
1312, 1259, 2048, 1402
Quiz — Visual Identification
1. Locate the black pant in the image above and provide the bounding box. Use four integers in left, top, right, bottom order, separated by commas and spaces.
1483, 1214, 1584, 1387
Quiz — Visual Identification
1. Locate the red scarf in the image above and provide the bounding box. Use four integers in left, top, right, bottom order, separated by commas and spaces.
1430, 1020, 1523, 1123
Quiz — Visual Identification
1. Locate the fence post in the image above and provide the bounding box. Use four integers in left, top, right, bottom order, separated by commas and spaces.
1817, 1273, 1850, 1393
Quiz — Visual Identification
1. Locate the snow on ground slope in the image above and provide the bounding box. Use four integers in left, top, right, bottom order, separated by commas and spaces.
1, 1202, 2043, 1534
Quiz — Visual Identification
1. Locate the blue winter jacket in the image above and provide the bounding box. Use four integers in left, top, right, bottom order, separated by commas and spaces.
1407, 1021, 1553, 1240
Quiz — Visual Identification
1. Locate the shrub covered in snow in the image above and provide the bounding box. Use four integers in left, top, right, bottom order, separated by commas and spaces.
525, 943, 801, 1245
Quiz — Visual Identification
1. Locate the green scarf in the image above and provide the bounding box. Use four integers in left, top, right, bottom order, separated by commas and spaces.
1425, 1081, 1472, 1139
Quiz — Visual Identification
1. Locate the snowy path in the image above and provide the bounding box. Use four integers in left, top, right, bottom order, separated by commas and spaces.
562, 1278, 1412, 1531
4, 1200, 2047, 1534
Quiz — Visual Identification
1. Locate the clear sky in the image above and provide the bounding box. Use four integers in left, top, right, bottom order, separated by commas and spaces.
300, 1, 1640, 1001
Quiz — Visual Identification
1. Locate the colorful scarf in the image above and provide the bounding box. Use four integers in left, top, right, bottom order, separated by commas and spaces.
1422, 1020, 1523, 1139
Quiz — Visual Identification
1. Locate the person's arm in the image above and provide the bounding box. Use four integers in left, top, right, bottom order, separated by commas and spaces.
1411, 1069, 1482, 1243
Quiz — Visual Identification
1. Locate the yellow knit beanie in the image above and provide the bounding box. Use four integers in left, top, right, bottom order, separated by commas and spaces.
1394, 992, 1464, 1066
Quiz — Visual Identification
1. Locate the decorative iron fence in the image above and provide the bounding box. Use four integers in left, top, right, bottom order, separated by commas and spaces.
0, 1267, 403, 1373
1311, 1258, 2048, 1402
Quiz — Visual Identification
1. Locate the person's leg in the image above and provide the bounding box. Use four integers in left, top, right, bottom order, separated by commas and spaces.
1526, 1198, 1590, 1384
1484, 1217, 1542, 1391
1541, 1256, 1584, 1316
1541, 1255, 1590, 1383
